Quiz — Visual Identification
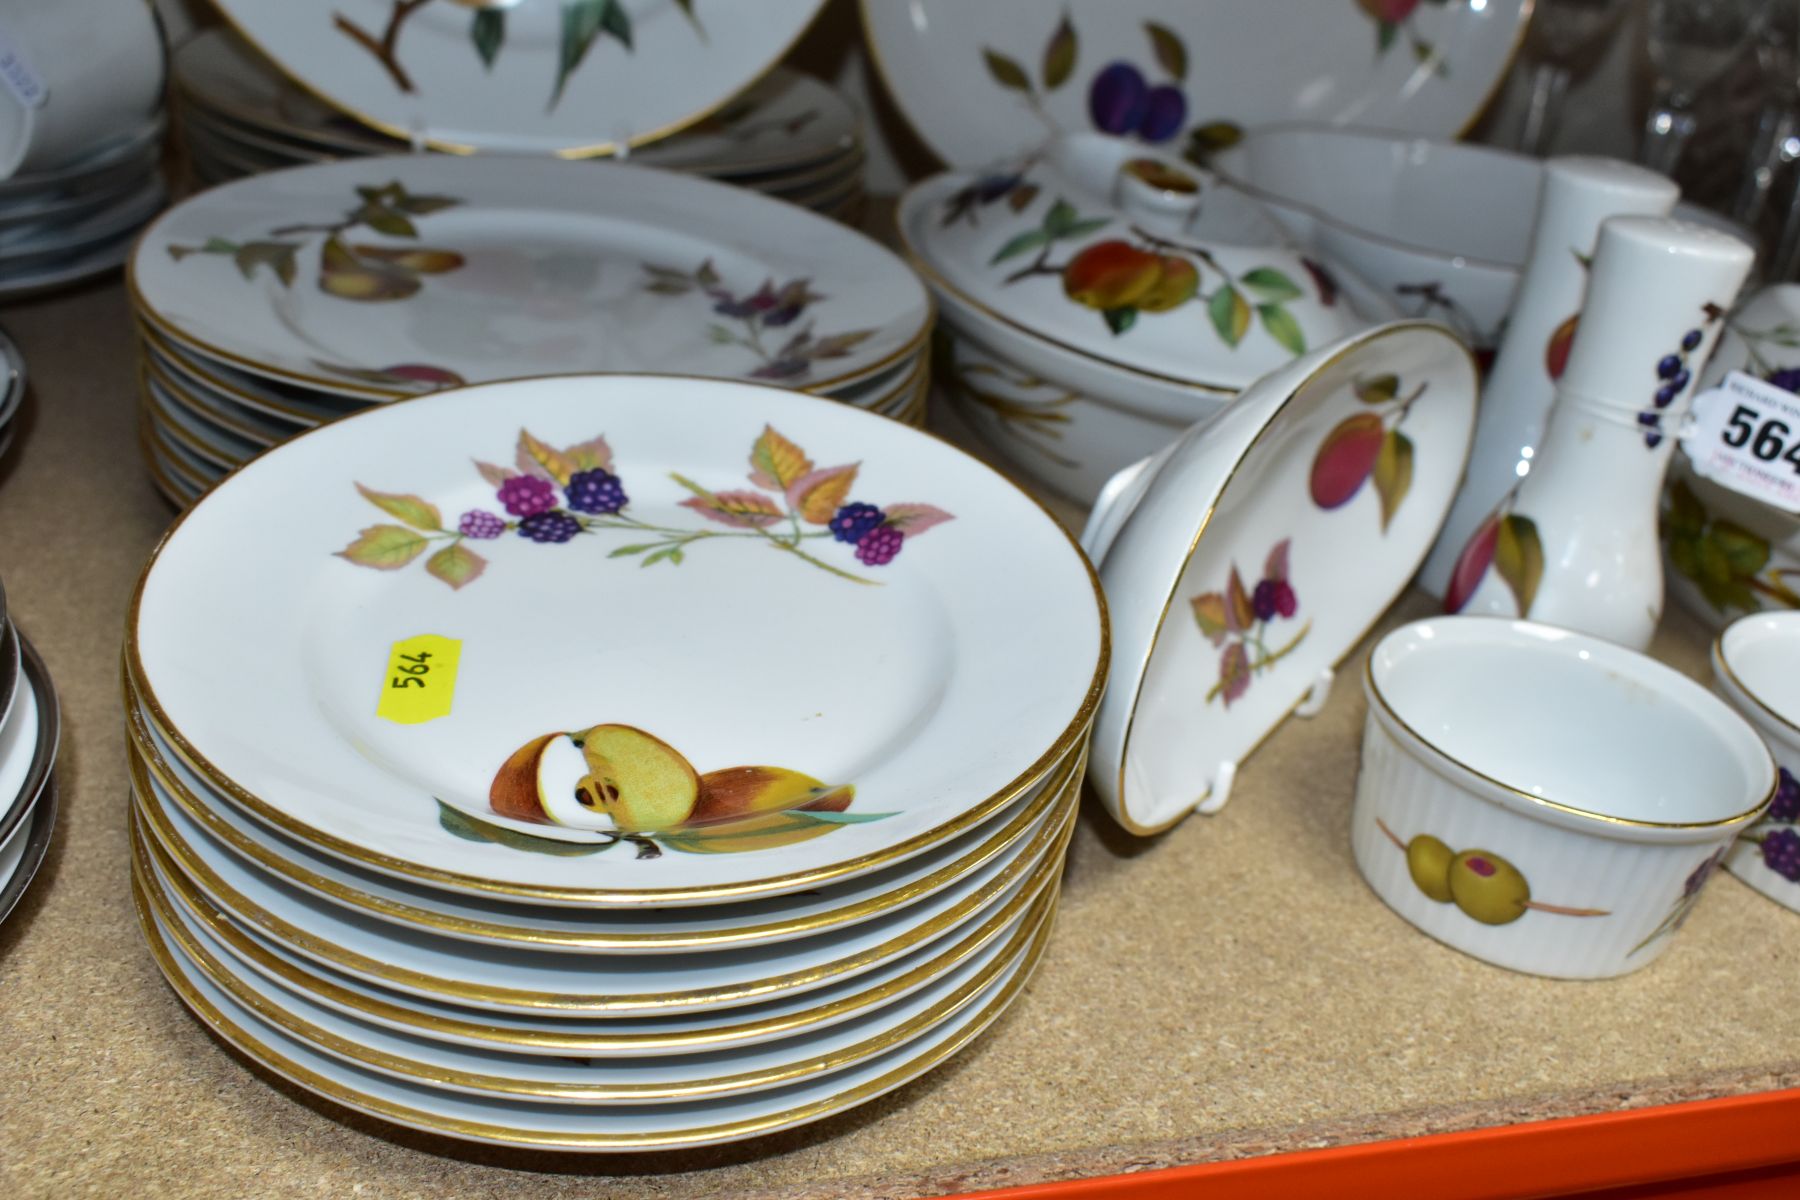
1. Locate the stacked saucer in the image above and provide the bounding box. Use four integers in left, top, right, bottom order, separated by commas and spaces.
128, 154, 930, 507
0, 326, 25, 460
124, 374, 1104, 1149
0, 118, 169, 302
172, 31, 866, 224
0, 581, 63, 929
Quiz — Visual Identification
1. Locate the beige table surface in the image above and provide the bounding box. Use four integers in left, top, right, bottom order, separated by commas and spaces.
1, 281, 1797, 1198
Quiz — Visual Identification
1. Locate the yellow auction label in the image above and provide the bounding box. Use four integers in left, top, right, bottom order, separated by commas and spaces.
376, 634, 462, 725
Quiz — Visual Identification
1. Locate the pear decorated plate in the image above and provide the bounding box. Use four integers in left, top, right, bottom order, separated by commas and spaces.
127, 376, 1104, 905
863, 0, 1529, 169
130, 156, 929, 400
211, 0, 827, 157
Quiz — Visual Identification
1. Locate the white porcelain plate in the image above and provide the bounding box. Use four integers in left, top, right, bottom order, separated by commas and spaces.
1085, 320, 1476, 833
129, 376, 1103, 904
214, 0, 825, 157
136, 866, 1048, 1151
131, 156, 928, 398
862, 0, 1529, 169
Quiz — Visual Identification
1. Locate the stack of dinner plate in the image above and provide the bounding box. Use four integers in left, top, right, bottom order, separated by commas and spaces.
124, 373, 1104, 1149
0, 117, 169, 302
172, 30, 866, 225
127, 154, 931, 507
0, 326, 25, 460
0, 579, 63, 929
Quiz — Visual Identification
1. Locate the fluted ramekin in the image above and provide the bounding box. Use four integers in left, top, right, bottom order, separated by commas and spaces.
1353, 617, 1773, 978
1713, 612, 1800, 912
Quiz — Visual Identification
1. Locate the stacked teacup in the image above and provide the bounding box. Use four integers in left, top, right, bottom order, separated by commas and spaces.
0, 0, 168, 298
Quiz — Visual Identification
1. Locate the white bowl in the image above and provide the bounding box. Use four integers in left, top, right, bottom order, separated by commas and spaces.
1354, 616, 1773, 979
1713, 612, 1800, 912
1214, 126, 1745, 356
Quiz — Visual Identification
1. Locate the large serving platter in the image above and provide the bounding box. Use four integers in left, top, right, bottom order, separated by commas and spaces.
127, 376, 1105, 905
131, 156, 927, 399
213, 0, 827, 157
133, 860, 1054, 1151
862, 0, 1530, 168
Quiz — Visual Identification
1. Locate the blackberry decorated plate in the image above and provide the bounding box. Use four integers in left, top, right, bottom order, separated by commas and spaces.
127, 375, 1104, 905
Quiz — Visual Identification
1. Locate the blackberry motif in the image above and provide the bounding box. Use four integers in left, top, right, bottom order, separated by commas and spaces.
497, 475, 556, 518
829, 502, 886, 545
518, 511, 581, 544
458, 510, 506, 539
565, 468, 628, 515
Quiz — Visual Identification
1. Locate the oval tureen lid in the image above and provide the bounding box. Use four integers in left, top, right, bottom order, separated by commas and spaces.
1081, 319, 1479, 834
902, 133, 1372, 391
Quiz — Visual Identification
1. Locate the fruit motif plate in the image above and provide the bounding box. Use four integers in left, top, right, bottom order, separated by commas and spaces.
129, 696, 1078, 953
212, 0, 826, 157
863, 0, 1530, 168
133, 792, 1067, 1016
152, 814, 1059, 1058
133, 862, 1052, 1151
131, 156, 928, 399
1084, 320, 1476, 833
139, 834, 1051, 1105
128, 376, 1104, 904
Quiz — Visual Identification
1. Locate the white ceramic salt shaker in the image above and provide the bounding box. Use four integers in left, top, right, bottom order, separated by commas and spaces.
1419, 157, 1679, 598
1442, 216, 1755, 650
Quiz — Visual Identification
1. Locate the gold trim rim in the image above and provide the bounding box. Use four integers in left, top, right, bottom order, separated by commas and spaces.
133, 837, 1055, 1104
129, 862, 1056, 1151
122, 371, 1107, 907
141, 802, 1066, 1055
140, 352, 285, 447
1713, 622, 1800, 746
125, 162, 934, 402
131, 759, 1079, 1013
126, 690, 1076, 952
205, 1, 832, 162
1109, 322, 1479, 834
1367, 620, 1776, 833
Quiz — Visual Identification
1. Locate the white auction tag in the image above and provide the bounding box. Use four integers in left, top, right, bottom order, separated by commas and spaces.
0, 26, 44, 110
1681, 370, 1800, 514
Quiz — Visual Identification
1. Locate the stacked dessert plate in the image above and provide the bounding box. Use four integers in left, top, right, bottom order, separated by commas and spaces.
172, 30, 866, 224
0, 325, 25, 460
0, 579, 63, 929
0, 117, 168, 302
125, 374, 1105, 1148
128, 155, 931, 507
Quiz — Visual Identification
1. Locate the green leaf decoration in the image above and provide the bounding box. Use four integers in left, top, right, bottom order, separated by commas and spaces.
1241, 267, 1302, 303
1060, 216, 1112, 240
1008, 183, 1041, 213
1355, 374, 1401, 405
983, 48, 1032, 93
1258, 304, 1306, 356
1495, 514, 1545, 616
336, 524, 430, 571
553, 0, 610, 108
1191, 591, 1229, 644
470, 8, 505, 69
1144, 21, 1187, 81
1209, 285, 1251, 346
1377, 20, 1397, 53
363, 209, 418, 238
1372, 430, 1414, 532
608, 543, 658, 557
1713, 521, 1771, 576
989, 228, 1050, 264
426, 542, 486, 590
786, 808, 897, 825
1043, 13, 1077, 89
436, 801, 611, 856
671, 0, 703, 33
1103, 307, 1138, 335
1184, 120, 1244, 164
1042, 197, 1080, 236
354, 483, 442, 531
599, 0, 632, 50
230, 241, 300, 286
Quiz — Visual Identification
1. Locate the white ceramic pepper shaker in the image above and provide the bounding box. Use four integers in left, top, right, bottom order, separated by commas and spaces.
1419, 157, 1679, 599
1442, 216, 1755, 650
